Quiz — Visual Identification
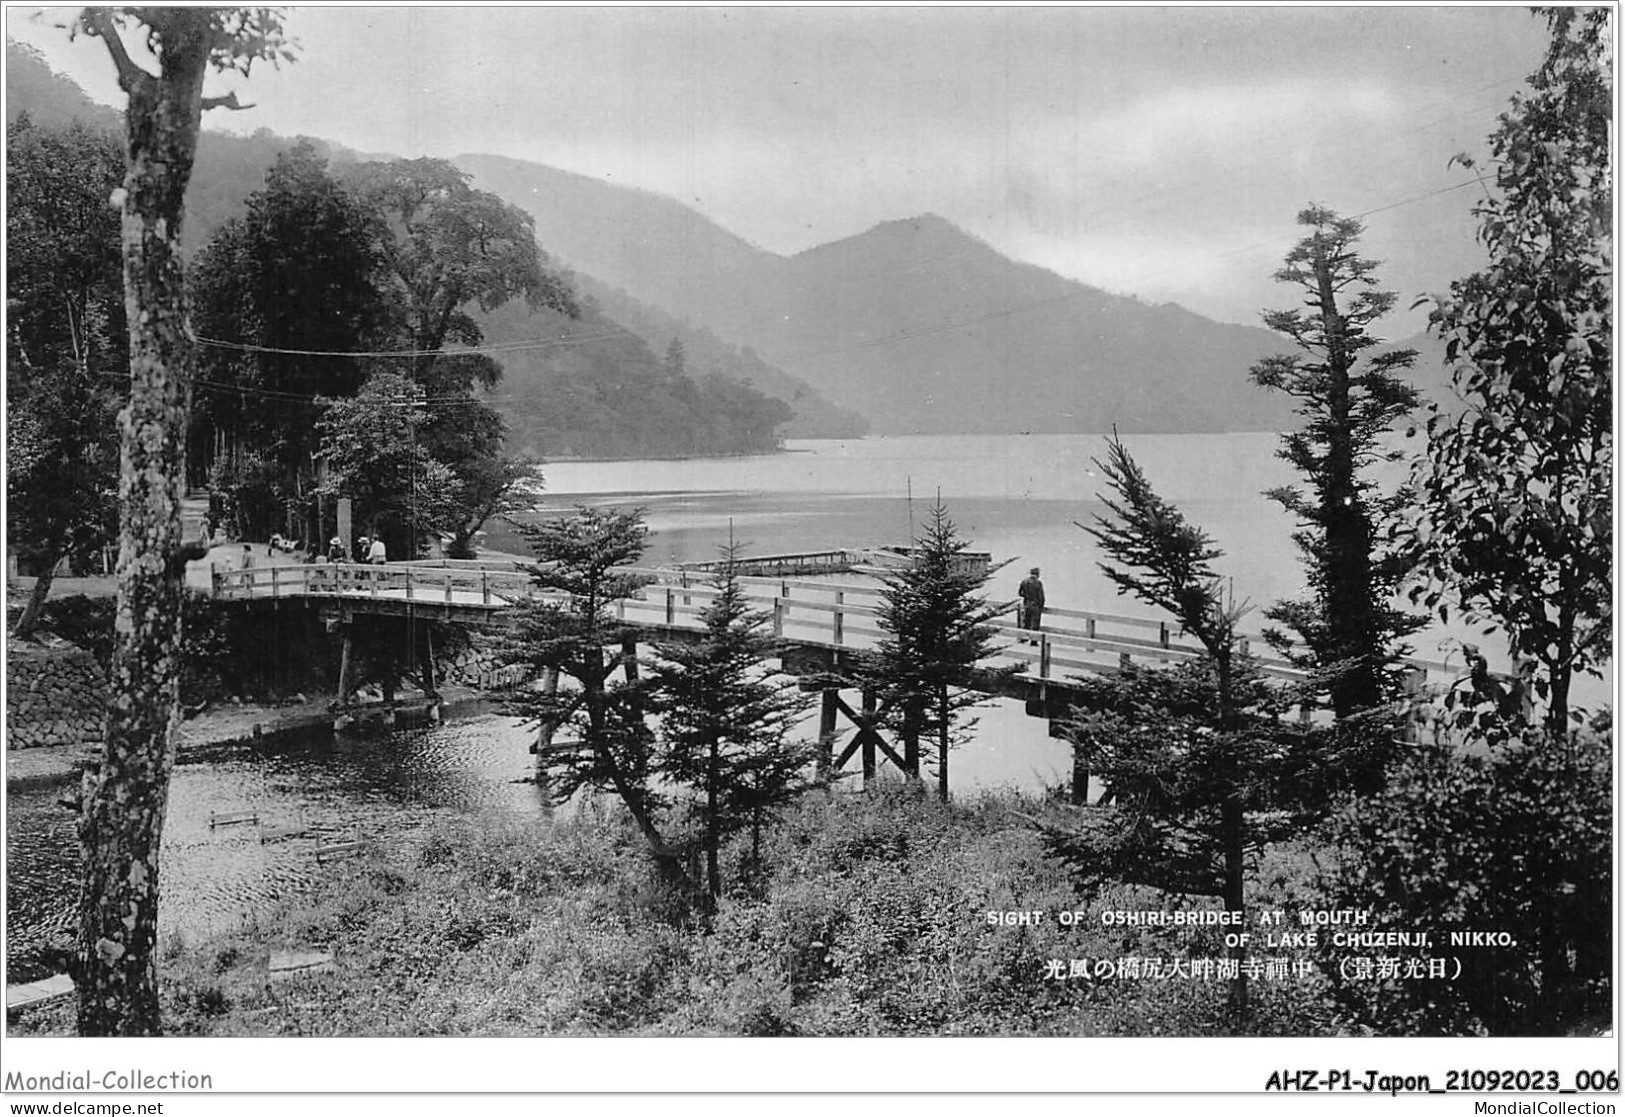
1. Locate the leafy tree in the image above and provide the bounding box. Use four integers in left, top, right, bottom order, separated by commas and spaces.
649, 545, 817, 902
663, 336, 687, 378
1250, 207, 1422, 733
499, 508, 697, 893
444, 450, 544, 559
698, 373, 795, 454
6, 117, 125, 637
1410, 7, 1611, 738
72, 5, 293, 1037
314, 372, 457, 555
348, 156, 578, 556
862, 499, 1012, 801
487, 297, 799, 459
188, 141, 389, 526
348, 157, 577, 377
1043, 435, 1345, 1013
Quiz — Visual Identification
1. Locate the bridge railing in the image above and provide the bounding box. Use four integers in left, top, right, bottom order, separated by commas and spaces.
211, 561, 1460, 691
615, 567, 1459, 689
212, 562, 535, 606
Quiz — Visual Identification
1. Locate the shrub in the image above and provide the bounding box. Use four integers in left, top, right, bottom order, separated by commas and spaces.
40, 594, 116, 664
1316, 732, 1612, 1035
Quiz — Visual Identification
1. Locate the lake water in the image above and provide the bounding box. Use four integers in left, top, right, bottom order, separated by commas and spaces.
535, 433, 1312, 614
528, 430, 1604, 775
5, 710, 549, 983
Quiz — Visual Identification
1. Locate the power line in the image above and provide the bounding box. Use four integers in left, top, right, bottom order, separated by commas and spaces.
79, 164, 1490, 409
84, 168, 1490, 407
83, 127, 1507, 404
86, 366, 511, 406
191, 325, 630, 359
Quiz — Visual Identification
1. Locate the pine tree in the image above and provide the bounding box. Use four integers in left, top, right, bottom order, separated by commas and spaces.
649, 544, 817, 902
863, 499, 1012, 801
1044, 434, 1344, 1015
500, 506, 694, 894
1250, 207, 1423, 736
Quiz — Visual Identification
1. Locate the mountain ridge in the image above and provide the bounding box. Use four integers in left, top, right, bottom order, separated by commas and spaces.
8, 42, 1450, 439
455, 153, 1423, 435
4, 43, 865, 447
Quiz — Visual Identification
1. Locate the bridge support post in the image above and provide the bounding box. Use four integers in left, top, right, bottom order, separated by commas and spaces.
419, 625, 438, 697
817, 688, 838, 778
533, 666, 560, 774
420, 626, 440, 721
380, 670, 397, 728
861, 688, 877, 787
336, 625, 356, 710
1071, 747, 1089, 806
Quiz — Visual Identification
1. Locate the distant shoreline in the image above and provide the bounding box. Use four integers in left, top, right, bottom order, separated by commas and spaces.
537, 430, 1300, 466
540, 445, 803, 465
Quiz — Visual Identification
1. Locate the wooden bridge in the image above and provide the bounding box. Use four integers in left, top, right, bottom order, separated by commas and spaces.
211, 560, 1459, 788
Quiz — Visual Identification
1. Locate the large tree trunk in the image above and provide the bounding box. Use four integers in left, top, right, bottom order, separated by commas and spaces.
76, 15, 212, 1037
584, 650, 700, 900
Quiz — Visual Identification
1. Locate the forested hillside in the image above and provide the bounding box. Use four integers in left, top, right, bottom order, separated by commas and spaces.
459, 155, 1454, 435
570, 273, 868, 440
5, 41, 834, 459
476, 296, 794, 459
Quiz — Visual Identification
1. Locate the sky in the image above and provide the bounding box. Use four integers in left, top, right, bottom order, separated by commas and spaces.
5, 5, 1555, 334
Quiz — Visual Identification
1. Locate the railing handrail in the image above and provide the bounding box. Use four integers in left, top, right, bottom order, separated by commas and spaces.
209, 562, 1459, 680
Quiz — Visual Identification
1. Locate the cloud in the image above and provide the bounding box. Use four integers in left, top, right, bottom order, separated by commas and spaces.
1066, 80, 1403, 169
996, 224, 1297, 326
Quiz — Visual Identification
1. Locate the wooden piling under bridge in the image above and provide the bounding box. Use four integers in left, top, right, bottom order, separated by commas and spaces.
210, 556, 1461, 787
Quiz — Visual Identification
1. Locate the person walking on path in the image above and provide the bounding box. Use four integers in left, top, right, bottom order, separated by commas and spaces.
1018, 567, 1046, 644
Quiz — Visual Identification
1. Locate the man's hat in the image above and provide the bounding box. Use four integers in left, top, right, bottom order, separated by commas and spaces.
1030, 567, 1041, 575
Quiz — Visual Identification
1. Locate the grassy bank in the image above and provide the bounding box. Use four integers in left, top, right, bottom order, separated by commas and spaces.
11, 784, 1345, 1037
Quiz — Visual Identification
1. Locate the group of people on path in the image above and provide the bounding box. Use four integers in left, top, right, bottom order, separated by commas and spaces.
326, 535, 388, 565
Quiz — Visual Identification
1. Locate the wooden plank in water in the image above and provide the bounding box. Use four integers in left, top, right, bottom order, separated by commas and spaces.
269, 950, 335, 981
210, 809, 259, 828
6, 973, 74, 1012
259, 824, 310, 844
315, 840, 364, 862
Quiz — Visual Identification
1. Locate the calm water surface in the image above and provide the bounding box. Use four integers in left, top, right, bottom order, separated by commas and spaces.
7, 710, 545, 982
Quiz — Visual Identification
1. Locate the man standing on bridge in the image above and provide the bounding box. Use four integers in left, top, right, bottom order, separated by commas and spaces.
1018, 566, 1045, 644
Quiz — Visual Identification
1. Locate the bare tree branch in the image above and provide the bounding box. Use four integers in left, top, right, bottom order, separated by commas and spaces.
81, 10, 155, 94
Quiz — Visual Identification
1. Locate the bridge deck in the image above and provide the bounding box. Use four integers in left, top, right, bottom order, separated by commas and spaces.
213, 562, 1459, 701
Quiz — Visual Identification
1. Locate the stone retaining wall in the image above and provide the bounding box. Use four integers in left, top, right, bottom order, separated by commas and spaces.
7, 643, 108, 749
441, 632, 534, 691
